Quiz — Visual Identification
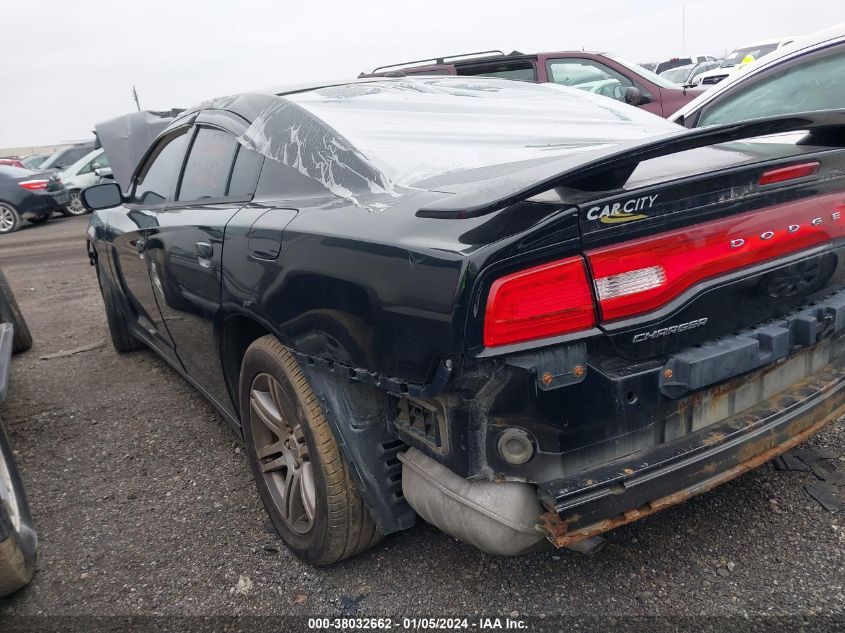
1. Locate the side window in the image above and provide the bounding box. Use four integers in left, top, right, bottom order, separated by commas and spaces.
132, 130, 189, 205
79, 152, 108, 175
547, 58, 634, 101
78, 158, 95, 175
456, 61, 537, 81
178, 127, 239, 201
92, 152, 109, 169
698, 51, 845, 126
227, 146, 264, 198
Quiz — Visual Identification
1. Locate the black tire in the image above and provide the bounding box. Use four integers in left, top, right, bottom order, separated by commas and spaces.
0, 423, 37, 598
0, 269, 33, 354
0, 203, 21, 235
240, 335, 381, 565
96, 265, 143, 353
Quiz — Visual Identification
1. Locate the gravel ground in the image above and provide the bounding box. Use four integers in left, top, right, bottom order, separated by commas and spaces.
0, 216, 844, 624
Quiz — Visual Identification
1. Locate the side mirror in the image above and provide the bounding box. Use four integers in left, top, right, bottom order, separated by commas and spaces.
624, 86, 651, 106
94, 167, 113, 179
81, 182, 123, 211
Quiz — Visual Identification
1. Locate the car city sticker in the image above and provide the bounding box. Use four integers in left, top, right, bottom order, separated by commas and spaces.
586, 194, 659, 224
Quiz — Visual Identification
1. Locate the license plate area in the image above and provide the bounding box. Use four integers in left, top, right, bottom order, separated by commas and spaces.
663, 334, 845, 442
660, 288, 845, 399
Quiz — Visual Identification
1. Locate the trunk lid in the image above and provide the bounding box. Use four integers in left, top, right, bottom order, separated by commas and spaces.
577, 139, 845, 361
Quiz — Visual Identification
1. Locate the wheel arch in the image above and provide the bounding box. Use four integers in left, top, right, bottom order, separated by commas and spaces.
217, 307, 417, 534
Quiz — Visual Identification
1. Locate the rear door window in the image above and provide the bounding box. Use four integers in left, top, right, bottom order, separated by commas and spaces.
178, 127, 239, 201
547, 58, 634, 101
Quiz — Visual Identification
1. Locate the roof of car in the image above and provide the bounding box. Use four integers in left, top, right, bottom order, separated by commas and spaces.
734, 36, 799, 48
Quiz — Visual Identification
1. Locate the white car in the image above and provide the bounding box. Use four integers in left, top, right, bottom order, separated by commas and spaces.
671, 24, 845, 128
58, 148, 110, 216
695, 37, 799, 87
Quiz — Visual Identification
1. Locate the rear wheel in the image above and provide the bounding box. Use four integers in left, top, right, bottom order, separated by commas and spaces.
240, 335, 381, 565
61, 191, 87, 217
0, 423, 37, 598
96, 265, 143, 353
0, 269, 33, 354
0, 204, 20, 235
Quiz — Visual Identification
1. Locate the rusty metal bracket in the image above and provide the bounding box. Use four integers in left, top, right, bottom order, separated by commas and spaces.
289, 349, 453, 398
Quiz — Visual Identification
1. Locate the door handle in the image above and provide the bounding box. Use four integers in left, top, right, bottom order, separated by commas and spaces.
196, 241, 213, 267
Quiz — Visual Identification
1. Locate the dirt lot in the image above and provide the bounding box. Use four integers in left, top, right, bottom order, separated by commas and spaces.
1, 215, 844, 622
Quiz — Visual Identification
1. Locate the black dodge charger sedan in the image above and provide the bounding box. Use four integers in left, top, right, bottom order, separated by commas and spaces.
83, 77, 845, 564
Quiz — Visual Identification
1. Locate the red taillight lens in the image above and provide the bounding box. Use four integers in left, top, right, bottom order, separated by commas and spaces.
588, 192, 845, 321
758, 161, 820, 186
18, 179, 49, 190
484, 256, 596, 347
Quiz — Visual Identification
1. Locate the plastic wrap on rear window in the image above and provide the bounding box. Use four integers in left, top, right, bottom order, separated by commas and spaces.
238, 77, 679, 209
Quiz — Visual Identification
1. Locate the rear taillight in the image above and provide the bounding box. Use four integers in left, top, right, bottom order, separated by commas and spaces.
18, 179, 49, 191
484, 256, 596, 347
758, 161, 820, 186
588, 193, 845, 321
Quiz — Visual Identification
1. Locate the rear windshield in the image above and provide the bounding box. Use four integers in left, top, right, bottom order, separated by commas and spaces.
608, 56, 680, 89
252, 77, 677, 191
660, 65, 694, 84
0, 165, 34, 179
721, 43, 779, 67
41, 145, 94, 169
235, 78, 681, 206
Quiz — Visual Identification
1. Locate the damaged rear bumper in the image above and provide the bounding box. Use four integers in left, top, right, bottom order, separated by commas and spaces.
537, 345, 845, 548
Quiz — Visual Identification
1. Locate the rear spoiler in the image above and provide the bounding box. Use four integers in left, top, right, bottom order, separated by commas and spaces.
417, 110, 845, 219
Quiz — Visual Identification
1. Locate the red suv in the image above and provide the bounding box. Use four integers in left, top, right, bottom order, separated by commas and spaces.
360, 50, 702, 118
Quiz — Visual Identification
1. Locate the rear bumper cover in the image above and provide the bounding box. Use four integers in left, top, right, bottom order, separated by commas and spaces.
18, 189, 66, 220
538, 340, 845, 547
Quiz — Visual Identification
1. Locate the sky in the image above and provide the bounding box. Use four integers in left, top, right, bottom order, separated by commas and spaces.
1, 0, 843, 149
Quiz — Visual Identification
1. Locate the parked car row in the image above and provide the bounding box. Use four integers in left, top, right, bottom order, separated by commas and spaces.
0, 141, 105, 234
687, 37, 798, 87
657, 60, 722, 87
359, 49, 704, 117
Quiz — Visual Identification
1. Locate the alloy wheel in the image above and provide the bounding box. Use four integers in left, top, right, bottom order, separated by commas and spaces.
66, 192, 86, 216
248, 372, 316, 534
0, 205, 16, 233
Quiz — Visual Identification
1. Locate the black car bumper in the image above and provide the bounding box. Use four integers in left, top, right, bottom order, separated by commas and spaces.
537, 337, 845, 547
17, 189, 68, 220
